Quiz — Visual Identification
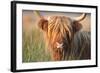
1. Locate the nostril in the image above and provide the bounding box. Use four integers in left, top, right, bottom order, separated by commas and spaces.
56, 42, 63, 48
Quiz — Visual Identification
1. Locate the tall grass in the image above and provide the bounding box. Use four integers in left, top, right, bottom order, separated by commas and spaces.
22, 28, 51, 62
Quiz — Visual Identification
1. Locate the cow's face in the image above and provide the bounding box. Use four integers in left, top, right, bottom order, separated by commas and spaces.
38, 14, 85, 61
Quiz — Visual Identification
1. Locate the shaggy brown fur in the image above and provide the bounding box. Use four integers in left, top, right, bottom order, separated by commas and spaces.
38, 15, 90, 61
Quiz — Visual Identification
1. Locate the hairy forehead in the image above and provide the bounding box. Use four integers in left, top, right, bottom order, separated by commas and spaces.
47, 15, 69, 20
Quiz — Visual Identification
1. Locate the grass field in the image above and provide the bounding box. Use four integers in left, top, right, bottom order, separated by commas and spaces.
22, 28, 51, 62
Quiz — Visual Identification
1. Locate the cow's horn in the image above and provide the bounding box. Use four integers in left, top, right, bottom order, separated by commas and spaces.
34, 11, 42, 18
75, 13, 86, 22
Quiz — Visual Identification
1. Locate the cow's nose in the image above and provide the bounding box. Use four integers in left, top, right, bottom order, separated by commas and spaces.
56, 42, 63, 48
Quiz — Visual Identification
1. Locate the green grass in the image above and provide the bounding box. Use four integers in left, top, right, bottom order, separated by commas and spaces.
22, 28, 51, 62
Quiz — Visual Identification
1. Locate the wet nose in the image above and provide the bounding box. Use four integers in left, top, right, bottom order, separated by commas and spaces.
56, 42, 63, 48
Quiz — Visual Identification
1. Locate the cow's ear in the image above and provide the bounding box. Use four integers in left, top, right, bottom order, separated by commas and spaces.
38, 18, 48, 31
72, 21, 82, 33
